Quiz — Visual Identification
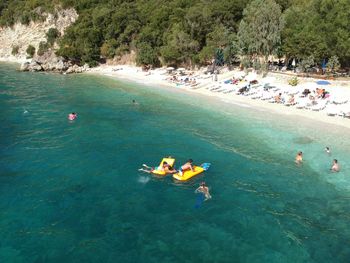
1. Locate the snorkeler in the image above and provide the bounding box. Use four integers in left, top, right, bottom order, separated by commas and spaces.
195, 182, 211, 200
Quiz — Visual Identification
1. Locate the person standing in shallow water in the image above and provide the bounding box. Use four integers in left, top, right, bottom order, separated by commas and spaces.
331, 159, 340, 172
295, 151, 303, 164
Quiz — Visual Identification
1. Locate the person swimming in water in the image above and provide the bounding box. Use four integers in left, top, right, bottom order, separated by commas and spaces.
68, 112, 77, 121
325, 147, 331, 154
178, 159, 194, 176
195, 182, 211, 200
331, 159, 340, 172
139, 161, 176, 174
295, 151, 303, 164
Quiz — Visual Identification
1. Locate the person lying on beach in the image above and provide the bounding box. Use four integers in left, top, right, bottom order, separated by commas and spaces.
331, 159, 340, 172
139, 161, 177, 174
195, 182, 211, 200
287, 94, 295, 105
178, 159, 194, 175
302, 89, 311, 97
295, 151, 303, 164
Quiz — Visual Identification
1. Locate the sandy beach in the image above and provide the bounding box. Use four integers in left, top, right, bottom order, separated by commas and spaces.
89, 64, 350, 130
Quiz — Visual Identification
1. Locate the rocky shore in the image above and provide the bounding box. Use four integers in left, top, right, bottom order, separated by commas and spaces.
19, 51, 89, 74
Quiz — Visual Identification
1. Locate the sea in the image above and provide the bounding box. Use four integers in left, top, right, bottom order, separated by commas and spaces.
1, 63, 350, 262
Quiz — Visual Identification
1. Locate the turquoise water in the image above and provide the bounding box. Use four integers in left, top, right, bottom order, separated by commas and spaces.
1, 63, 350, 262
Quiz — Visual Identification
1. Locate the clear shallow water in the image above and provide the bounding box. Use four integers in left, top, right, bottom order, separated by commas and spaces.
1, 63, 350, 262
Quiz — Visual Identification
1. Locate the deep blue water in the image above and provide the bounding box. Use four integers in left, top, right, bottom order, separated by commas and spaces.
1, 63, 350, 262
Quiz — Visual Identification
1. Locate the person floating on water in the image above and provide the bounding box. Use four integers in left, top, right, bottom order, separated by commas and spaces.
195, 182, 211, 200
178, 159, 194, 176
139, 161, 176, 174
325, 147, 331, 154
68, 112, 77, 121
295, 151, 303, 164
331, 159, 340, 172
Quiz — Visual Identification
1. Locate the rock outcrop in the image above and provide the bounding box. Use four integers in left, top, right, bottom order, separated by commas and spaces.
20, 49, 89, 74
0, 8, 78, 63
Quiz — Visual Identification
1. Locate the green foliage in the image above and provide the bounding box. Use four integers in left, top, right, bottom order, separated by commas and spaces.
0, 0, 57, 26
282, 0, 350, 67
37, 41, 50, 56
2, 0, 349, 68
299, 55, 315, 73
136, 43, 159, 66
26, 45, 36, 58
288, 76, 299, 86
11, 46, 19, 56
327, 56, 340, 73
46, 28, 60, 46
238, 0, 284, 59
240, 56, 251, 69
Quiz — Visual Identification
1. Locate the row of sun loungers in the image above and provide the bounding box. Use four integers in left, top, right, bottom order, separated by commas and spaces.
205, 78, 350, 119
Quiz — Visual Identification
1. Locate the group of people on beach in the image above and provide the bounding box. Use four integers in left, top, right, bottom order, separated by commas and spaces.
295, 147, 340, 172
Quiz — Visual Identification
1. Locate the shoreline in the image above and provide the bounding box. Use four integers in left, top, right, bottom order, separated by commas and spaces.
2, 60, 350, 131
88, 64, 350, 131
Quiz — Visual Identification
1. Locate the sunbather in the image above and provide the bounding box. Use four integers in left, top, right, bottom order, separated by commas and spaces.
287, 94, 295, 105
274, 93, 282, 103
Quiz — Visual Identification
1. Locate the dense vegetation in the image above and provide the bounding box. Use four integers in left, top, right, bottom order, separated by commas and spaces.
1, 0, 349, 69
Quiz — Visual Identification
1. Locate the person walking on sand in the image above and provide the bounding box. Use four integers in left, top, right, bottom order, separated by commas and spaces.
331, 159, 340, 172
295, 151, 303, 164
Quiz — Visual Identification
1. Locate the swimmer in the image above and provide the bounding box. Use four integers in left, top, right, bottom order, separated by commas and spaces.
23, 109, 28, 114
139, 161, 176, 174
325, 147, 331, 154
132, 99, 139, 105
68, 112, 77, 121
295, 151, 303, 164
178, 159, 194, 176
195, 182, 211, 200
330, 159, 340, 172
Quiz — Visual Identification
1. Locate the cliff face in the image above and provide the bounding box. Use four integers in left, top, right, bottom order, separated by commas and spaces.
0, 8, 78, 62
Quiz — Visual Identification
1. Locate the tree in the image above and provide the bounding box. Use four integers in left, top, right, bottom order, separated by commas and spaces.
237, 0, 284, 62
282, 0, 350, 67
327, 56, 340, 74
37, 41, 49, 56
11, 46, 19, 56
26, 45, 35, 58
136, 42, 159, 66
46, 28, 60, 46
160, 23, 199, 65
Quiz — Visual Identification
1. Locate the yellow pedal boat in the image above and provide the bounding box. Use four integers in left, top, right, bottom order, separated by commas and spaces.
173, 166, 204, 181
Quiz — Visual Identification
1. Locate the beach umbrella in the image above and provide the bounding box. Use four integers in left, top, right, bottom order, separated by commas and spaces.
316, 80, 331, 85
177, 68, 186, 72
166, 67, 174, 71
